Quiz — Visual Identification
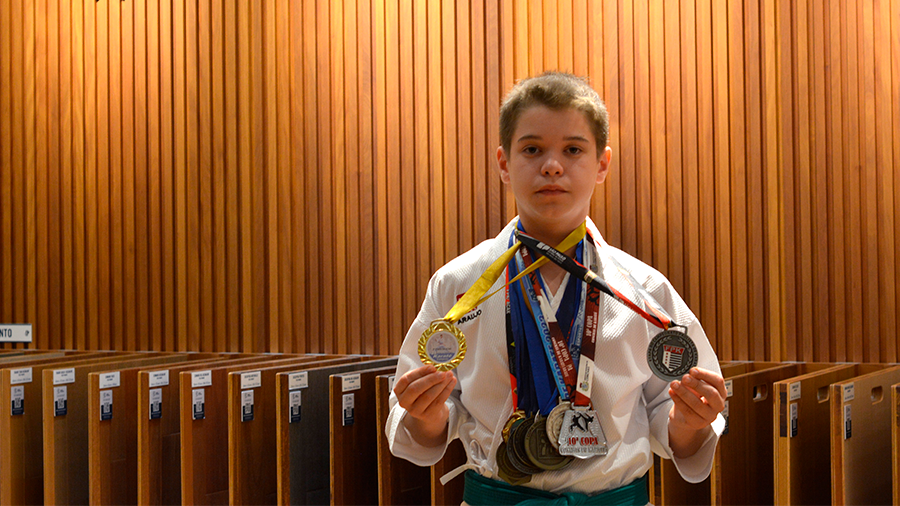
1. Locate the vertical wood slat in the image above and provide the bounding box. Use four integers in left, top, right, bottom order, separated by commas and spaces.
212, 0, 227, 352
398, 0, 413, 348
288, 0, 304, 353
825, 0, 846, 362
810, 0, 829, 361
648, 0, 668, 281
874, 0, 896, 361
330, 0, 344, 354
264, 0, 278, 354
844, 0, 864, 362
745, 0, 765, 360
894, 0, 900, 361
1, 0, 900, 365
861, 0, 880, 362
712, 0, 732, 358
728, 0, 749, 359
0, 0, 11, 324
680, 0, 700, 317
696, 0, 718, 351
413, 0, 430, 326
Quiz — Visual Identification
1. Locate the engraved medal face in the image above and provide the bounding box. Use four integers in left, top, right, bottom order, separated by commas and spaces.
418, 320, 467, 371
507, 417, 543, 474
558, 409, 608, 459
524, 416, 574, 471
647, 329, 698, 381
496, 442, 531, 485
545, 401, 571, 450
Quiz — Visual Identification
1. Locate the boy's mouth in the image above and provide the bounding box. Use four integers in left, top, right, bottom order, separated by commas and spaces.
537, 185, 566, 195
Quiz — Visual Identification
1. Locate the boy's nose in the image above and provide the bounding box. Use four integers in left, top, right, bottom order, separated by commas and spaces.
541, 156, 564, 176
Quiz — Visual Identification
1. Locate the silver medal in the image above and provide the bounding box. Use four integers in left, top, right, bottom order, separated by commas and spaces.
557, 408, 608, 459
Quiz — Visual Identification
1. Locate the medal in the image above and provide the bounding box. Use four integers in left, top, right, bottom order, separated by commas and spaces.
545, 401, 571, 449
507, 417, 543, 475
496, 442, 531, 485
558, 408, 608, 458
502, 409, 526, 443
646, 329, 698, 381
418, 320, 466, 371
524, 415, 574, 471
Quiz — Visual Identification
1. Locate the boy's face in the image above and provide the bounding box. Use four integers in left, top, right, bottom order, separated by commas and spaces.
497, 105, 611, 237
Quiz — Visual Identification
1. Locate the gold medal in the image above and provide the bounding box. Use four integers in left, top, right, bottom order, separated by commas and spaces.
502, 409, 526, 443
418, 320, 466, 371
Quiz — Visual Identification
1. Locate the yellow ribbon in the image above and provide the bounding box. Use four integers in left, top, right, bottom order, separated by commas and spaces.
442, 222, 587, 324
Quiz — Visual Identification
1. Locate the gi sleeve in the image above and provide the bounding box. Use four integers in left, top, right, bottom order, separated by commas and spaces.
385, 270, 471, 466
643, 279, 725, 483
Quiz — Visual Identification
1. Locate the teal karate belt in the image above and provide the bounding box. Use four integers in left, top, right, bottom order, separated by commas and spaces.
462, 470, 649, 506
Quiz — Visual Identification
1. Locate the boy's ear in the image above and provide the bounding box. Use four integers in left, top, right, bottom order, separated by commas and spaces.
596, 146, 612, 184
497, 146, 511, 184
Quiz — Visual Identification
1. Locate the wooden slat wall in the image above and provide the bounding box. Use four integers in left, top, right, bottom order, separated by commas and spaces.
1, 0, 899, 362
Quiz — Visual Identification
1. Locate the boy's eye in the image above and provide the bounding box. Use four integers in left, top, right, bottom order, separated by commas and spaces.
522, 146, 540, 155
566, 146, 584, 155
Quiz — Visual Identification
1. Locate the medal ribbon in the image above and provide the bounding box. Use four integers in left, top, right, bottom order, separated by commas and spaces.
518, 246, 579, 404
507, 227, 602, 414
440, 223, 587, 325
514, 230, 680, 331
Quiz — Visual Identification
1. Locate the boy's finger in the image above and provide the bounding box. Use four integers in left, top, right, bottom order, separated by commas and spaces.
669, 390, 706, 427
670, 381, 717, 422
393, 365, 438, 396
688, 368, 727, 398
680, 375, 725, 412
407, 374, 455, 416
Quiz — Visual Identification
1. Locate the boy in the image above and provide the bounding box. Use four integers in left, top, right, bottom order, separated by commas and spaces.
386, 72, 725, 504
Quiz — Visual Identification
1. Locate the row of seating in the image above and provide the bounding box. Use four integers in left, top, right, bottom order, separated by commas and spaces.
0, 351, 898, 504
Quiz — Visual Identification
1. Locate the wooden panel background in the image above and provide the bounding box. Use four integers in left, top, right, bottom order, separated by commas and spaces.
1, 0, 899, 362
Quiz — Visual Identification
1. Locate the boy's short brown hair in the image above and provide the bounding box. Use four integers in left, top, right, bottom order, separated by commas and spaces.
499, 72, 609, 157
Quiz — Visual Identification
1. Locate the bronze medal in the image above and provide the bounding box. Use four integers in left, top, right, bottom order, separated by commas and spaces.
496, 442, 531, 485
545, 401, 571, 450
507, 417, 543, 475
524, 416, 574, 471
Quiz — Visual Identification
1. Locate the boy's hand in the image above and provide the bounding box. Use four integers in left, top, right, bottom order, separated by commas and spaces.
393, 364, 457, 447
666, 367, 726, 458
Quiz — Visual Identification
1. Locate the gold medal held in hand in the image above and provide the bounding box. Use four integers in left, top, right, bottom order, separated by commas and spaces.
418, 319, 467, 371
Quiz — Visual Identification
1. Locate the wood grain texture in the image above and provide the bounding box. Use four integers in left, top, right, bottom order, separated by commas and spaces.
329, 365, 397, 506
0, 0, 899, 364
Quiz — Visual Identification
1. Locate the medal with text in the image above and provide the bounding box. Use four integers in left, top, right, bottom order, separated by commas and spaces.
557, 408, 608, 458
647, 328, 698, 381
418, 320, 467, 371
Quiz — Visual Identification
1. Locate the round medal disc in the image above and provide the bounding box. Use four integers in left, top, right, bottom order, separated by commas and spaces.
507, 417, 543, 475
646, 329, 698, 382
545, 401, 572, 450
418, 320, 467, 371
525, 417, 574, 471
502, 410, 526, 443
496, 442, 531, 485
